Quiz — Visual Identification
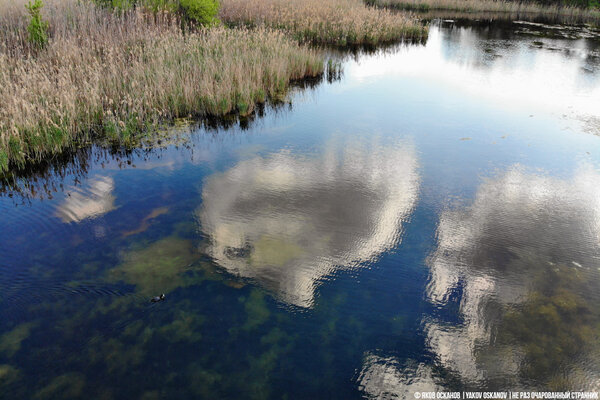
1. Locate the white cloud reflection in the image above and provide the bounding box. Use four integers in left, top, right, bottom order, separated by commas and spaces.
343, 24, 600, 118
357, 353, 442, 399
55, 176, 116, 223
425, 165, 600, 386
198, 138, 419, 307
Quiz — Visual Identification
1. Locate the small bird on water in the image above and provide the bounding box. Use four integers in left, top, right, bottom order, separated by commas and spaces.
151, 294, 165, 303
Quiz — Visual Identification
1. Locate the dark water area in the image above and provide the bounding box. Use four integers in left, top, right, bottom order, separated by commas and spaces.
1, 20, 600, 399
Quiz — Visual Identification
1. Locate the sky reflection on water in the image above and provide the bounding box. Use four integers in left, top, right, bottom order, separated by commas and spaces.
0, 19, 599, 398
425, 165, 600, 389
198, 137, 419, 307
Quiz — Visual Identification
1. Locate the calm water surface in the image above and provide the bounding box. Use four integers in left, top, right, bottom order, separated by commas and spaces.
1, 20, 600, 398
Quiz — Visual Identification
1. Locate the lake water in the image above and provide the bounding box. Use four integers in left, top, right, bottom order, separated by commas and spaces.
1, 19, 600, 399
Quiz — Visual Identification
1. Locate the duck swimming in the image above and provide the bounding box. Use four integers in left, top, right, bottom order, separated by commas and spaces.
150, 294, 165, 303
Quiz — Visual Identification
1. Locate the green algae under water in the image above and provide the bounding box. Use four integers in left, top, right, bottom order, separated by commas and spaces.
1, 18, 600, 398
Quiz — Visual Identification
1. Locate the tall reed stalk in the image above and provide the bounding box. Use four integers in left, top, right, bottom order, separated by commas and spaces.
374, 0, 600, 22
219, 0, 428, 46
0, 0, 324, 172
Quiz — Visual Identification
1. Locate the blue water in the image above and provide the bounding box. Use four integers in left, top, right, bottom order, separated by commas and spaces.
1, 20, 600, 398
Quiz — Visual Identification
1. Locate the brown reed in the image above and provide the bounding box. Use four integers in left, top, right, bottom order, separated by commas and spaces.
219, 0, 428, 46
0, 0, 324, 172
373, 0, 600, 23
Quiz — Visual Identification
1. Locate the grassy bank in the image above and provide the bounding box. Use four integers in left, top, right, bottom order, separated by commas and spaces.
373, 0, 600, 21
219, 0, 428, 46
0, 0, 323, 172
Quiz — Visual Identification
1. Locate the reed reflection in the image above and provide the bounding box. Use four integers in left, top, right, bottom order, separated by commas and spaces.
198, 138, 420, 307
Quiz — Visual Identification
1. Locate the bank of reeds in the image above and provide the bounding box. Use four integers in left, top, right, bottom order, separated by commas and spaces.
219, 0, 428, 46
0, 0, 323, 172
373, 0, 600, 22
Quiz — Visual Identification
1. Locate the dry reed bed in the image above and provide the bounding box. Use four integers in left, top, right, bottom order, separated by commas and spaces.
374, 0, 600, 22
0, 0, 323, 172
219, 0, 428, 46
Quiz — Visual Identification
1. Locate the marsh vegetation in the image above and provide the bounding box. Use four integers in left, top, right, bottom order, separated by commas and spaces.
219, 0, 428, 45
0, 0, 325, 173
373, 0, 600, 23
1, 2, 600, 399
0, 0, 429, 175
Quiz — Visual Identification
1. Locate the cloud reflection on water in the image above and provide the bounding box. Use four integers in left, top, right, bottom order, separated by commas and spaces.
343, 22, 600, 118
425, 165, 600, 387
198, 138, 419, 308
55, 176, 116, 223
357, 353, 442, 399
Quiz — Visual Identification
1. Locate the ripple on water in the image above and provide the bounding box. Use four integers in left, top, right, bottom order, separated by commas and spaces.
198, 137, 420, 308
425, 165, 600, 388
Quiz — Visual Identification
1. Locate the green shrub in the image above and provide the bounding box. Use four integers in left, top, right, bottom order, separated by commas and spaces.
92, 0, 220, 26
178, 0, 220, 26
25, 0, 49, 49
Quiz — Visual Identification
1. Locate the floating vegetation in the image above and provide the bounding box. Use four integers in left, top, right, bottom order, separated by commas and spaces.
107, 236, 201, 295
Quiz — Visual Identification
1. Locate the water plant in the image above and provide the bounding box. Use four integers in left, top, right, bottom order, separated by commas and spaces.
373, 0, 600, 23
0, 322, 37, 358
33, 373, 86, 399
242, 289, 271, 331
219, 0, 428, 46
107, 236, 200, 295
159, 310, 205, 342
0, 364, 20, 388
495, 263, 600, 388
0, 0, 324, 173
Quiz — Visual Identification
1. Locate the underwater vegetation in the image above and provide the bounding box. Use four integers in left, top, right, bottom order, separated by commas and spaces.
241, 289, 271, 332
107, 236, 200, 295
425, 166, 600, 389
198, 138, 420, 307
0, 322, 37, 358
0, 364, 20, 388
121, 206, 170, 237
496, 263, 600, 389
33, 372, 86, 399
159, 310, 205, 343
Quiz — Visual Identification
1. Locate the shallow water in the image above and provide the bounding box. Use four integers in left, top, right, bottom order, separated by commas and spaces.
1, 20, 600, 398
